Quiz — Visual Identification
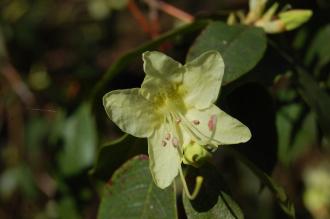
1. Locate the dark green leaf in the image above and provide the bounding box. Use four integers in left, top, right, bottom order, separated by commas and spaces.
305, 24, 330, 69
97, 155, 177, 219
58, 103, 97, 176
277, 104, 317, 164
0, 165, 38, 199
225, 83, 277, 174
182, 164, 243, 219
58, 196, 81, 219
226, 148, 295, 218
187, 21, 267, 85
295, 70, 330, 141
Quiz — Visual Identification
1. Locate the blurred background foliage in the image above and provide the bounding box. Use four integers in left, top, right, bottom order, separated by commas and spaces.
0, 0, 329, 218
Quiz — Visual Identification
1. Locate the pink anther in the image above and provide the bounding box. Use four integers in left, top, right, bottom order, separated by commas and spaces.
172, 137, 179, 148
208, 114, 217, 131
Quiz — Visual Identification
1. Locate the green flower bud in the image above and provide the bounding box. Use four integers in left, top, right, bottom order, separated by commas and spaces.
227, 12, 237, 25
183, 142, 211, 167
279, 10, 313, 31
245, 0, 268, 24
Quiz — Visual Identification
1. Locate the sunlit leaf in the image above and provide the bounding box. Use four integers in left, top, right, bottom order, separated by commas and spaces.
187, 21, 267, 85
97, 155, 177, 219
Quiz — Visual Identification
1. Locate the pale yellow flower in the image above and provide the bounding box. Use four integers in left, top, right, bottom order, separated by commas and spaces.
103, 51, 251, 189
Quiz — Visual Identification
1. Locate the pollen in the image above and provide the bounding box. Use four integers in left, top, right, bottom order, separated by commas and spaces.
192, 120, 200, 125
162, 140, 167, 147
165, 133, 171, 140
172, 137, 179, 148
208, 114, 217, 131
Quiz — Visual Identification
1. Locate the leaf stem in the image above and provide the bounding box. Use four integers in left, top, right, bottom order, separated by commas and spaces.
143, 0, 194, 23
127, 0, 150, 34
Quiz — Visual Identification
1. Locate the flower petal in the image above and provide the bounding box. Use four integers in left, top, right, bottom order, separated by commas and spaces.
148, 124, 181, 189
182, 51, 224, 109
249, 0, 267, 12
140, 51, 184, 100
103, 88, 160, 138
184, 105, 251, 145
143, 51, 183, 83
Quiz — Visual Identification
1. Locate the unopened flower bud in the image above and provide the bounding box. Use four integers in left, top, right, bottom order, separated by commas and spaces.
245, 0, 268, 24
279, 10, 313, 31
182, 142, 211, 167
227, 13, 237, 25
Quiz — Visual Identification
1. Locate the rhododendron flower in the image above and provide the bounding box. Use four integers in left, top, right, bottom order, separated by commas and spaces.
103, 51, 251, 189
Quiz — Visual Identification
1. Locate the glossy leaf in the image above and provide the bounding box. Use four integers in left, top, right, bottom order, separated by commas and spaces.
97, 155, 177, 219
182, 164, 243, 219
58, 103, 97, 176
187, 21, 267, 85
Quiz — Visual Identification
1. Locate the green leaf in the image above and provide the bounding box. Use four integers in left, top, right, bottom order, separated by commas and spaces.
0, 165, 38, 199
305, 24, 330, 69
58, 103, 97, 176
58, 196, 81, 219
277, 104, 317, 164
226, 148, 295, 218
187, 21, 267, 85
225, 82, 277, 174
182, 164, 243, 219
97, 155, 177, 219
295, 70, 330, 141
90, 134, 146, 181
108, 0, 129, 10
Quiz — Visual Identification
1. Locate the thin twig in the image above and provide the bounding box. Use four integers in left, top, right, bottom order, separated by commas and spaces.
148, 0, 160, 38
144, 0, 194, 23
127, 0, 150, 34
1, 62, 35, 106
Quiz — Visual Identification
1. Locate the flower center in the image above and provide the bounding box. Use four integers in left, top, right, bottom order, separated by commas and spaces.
151, 83, 219, 155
